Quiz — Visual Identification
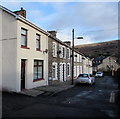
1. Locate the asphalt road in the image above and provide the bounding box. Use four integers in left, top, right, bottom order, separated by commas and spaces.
2, 76, 120, 119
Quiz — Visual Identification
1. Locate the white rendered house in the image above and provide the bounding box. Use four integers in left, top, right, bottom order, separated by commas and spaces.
1, 6, 48, 92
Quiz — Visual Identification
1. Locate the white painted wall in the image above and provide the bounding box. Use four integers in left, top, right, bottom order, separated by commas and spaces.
0, 9, 2, 119
97, 57, 120, 71
16, 20, 48, 92
76, 66, 79, 77
2, 10, 17, 92
0, 8, 2, 91
80, 66, 82, 74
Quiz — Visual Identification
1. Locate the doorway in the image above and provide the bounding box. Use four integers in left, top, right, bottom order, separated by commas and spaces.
63, 64, 65, 81
21, 59, 26, 90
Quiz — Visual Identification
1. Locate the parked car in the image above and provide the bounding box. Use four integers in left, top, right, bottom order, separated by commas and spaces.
95, 72, 104, 77
75, 73, 95, 85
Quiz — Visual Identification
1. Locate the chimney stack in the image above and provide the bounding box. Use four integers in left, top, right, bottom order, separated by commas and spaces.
14, 7, 26, 18
63, 41, 71, 46
48, 31, 57, 37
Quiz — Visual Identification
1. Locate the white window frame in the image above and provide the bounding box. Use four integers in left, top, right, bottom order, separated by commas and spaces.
52, 42, 57, 57
74, 66, 77, 77
77, 54, 79, 62
74, 52, 77, 62
80, 55, 82, 62
66, 48, 70, 59
67, 63, 70, 76
62, 46, 66, 59
59, 44, 62, 58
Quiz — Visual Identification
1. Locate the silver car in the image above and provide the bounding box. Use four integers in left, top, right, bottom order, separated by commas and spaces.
76, 73, 95, 85
95, 72, 104, 77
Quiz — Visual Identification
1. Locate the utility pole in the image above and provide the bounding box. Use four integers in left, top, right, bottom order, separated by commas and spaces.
71, 29, 83, 85
71, 29, 74, 85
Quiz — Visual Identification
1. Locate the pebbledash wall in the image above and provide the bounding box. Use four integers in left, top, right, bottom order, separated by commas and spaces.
1, 6, 48, 92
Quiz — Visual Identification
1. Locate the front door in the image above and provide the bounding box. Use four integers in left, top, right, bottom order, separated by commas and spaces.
62, 63, 66, 81
21, 59, 26, 90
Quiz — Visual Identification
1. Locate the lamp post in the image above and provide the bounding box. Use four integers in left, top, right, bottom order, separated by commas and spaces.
71, 29, 83, 85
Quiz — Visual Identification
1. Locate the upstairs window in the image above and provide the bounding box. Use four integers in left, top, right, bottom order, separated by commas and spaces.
21, 28, 27, 47
52, 42, 57, 57
62, 47, 66, 58
36, 34, 40, 50
66, 48, 70, 59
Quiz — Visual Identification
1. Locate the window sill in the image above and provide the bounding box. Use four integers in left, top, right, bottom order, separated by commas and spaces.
33, 78, 44, 82
21, 46, 30, 49
36, 49, 42, 52
53, 56, 57, 58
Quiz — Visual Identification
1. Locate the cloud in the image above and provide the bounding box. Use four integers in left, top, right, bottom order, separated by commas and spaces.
1, 1, 21, 10
27, 10, 43, 23
46, 2, 118, 44
1, 1, 118, 45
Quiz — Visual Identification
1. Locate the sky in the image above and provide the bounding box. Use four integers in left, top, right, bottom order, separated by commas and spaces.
1, 0, 119, 45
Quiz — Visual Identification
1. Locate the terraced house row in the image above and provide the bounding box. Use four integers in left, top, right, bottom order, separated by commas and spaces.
0, 6, 92, 92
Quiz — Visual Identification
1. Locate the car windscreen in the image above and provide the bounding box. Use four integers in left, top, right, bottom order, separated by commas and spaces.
96, 72, 102, 74
78, 74, 88, 77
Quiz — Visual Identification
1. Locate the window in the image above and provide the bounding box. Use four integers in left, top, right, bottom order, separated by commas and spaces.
36, 34, 40, 50
52, 65, 56, 79
59, 44, 62, 58
77, 54, 79, 62
66, 48, 70, 59
53, 42, 57, 57
67, 63, 70, 76
21, 28, 27, 47
80, 55, 82, 62
62, 47, 66, 58
34, 60, 44, 81
78, 74, 88, 77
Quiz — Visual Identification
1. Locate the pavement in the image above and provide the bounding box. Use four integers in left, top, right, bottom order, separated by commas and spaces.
19, 80, 75, 97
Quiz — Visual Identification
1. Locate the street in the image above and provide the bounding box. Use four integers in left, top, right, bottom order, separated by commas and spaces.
2, 76, 120, 118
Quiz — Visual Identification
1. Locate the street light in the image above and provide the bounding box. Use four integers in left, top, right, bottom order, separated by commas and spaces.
71, 29, 83, 85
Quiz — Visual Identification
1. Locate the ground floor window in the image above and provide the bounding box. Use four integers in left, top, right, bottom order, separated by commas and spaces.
34, 60, 44, 81
67, 63, 70, 76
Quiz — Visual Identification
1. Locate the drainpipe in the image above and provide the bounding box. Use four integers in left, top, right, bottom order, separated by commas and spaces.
45, 33, 50, 85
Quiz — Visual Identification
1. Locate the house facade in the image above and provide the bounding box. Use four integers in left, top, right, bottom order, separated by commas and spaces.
48, 31, 72, 85
97, 56, 120, 72
92, 56, 107, 73
48, 31, 93, 85
1, 6, 93, 92
1, 6, 48, 92
92, 56, 120, 75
